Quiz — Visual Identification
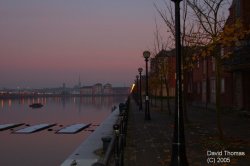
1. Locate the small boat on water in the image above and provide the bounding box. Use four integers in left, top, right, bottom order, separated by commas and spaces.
29, 103, 43, 108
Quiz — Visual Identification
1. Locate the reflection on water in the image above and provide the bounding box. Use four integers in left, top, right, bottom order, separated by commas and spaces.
0, 96, 126, 166
0, 96, 122, 109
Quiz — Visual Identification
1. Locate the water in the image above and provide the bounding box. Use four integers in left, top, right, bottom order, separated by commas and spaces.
0, 96, 126, 166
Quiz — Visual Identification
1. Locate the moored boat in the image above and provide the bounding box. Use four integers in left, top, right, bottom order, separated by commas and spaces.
29, 103, 43, 108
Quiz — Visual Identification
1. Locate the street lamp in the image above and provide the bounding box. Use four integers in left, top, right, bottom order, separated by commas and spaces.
138, 67, 143, 111
170, 0, 188, 165
136, 75, 139, 104
143, 51, 151, 120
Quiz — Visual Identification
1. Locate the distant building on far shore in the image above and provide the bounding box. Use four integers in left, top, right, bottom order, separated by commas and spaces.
112, 87, 130, 95
93, 83, 103, 95
103, 83, 113, 95
0, 83, 130, 98
80, 86, 92, 96
80, 83, 129, 96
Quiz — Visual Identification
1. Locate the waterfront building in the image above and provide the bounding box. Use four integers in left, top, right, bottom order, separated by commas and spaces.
150, 49, 176, 97
112, 87, 130, 95
93, 83, 103, 96
80, 83, 129, 96
146, 0, 250, 112
80, 86, 93, 96
103, 83, 113, 95
223, 0, 250, 111
185, 0, 250, 111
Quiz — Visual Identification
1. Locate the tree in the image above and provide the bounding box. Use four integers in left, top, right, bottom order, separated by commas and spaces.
151, 18, 173, 114
149, 74, 160, 107
159, 56, 173, 115
154, 0, 199, 122
187, 0, 250, 140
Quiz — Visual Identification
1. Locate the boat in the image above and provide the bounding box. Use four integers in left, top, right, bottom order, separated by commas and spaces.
29, 103, 43, 108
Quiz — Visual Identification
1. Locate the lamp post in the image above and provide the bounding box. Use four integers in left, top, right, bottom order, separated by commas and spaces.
143, 51, 151, 120
170, 0, 188, 165
136, 75, 139, 104
138, 68, 143, 111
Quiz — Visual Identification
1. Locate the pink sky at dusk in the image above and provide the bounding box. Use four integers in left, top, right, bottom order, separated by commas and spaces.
0, 0, 231, 89
0, 0, 165, 88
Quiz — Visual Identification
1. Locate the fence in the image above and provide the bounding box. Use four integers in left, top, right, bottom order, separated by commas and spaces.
92, 97, 130, 166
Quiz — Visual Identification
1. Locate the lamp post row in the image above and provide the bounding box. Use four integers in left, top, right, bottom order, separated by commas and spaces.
137, 51, 151, 121
138, 67, 143, 112
143, 51, 151, 120
136, 75, 139, 103
136, 0, 188, 164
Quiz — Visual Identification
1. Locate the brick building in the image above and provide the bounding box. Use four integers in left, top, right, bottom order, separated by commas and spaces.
223, 0, 250, 111
150, 49, 176, 97
186, 0, 250, 111
186, 56, 234, 109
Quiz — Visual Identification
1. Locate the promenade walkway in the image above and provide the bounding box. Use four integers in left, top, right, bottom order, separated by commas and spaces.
124, 98, 250, 166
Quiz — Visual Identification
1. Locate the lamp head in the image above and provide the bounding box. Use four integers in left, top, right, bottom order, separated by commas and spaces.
143, 51, 150, 59
138, 67, 143, 73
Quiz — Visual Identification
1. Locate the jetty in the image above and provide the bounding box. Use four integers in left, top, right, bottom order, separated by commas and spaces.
61, 106, 121, 166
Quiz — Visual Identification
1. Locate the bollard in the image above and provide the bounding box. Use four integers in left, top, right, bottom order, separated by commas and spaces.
70, 160, 77, 166
101, 136, 112, 153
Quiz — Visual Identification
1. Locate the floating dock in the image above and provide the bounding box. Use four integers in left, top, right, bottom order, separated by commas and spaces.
15, 123, 56, 133
0, 123, 24, 131
57, 123, 91, 134
61, 108, 119, 166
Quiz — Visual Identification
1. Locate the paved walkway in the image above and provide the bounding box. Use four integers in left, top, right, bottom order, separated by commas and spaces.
124, 98, 250, 166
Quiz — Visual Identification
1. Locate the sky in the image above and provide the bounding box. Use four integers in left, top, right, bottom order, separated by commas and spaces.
0, 0, 231, 89
0, 0, 161, 89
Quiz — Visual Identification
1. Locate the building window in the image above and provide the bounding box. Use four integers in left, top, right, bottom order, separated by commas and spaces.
197, 82, 200, 94
188, 80, 192, 93
212, 57, 215, 72
202, 80, 206, 102
220, 47, 224, 57
221, 78, 225, 94
236, 0, 241, 18
210, 78, 216, 103
203, 59, 207, 74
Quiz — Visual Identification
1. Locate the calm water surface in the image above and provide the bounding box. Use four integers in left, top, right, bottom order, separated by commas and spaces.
0, 96, 126, 166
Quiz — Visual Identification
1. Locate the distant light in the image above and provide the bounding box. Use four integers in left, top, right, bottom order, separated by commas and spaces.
130, 83, 135, 93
